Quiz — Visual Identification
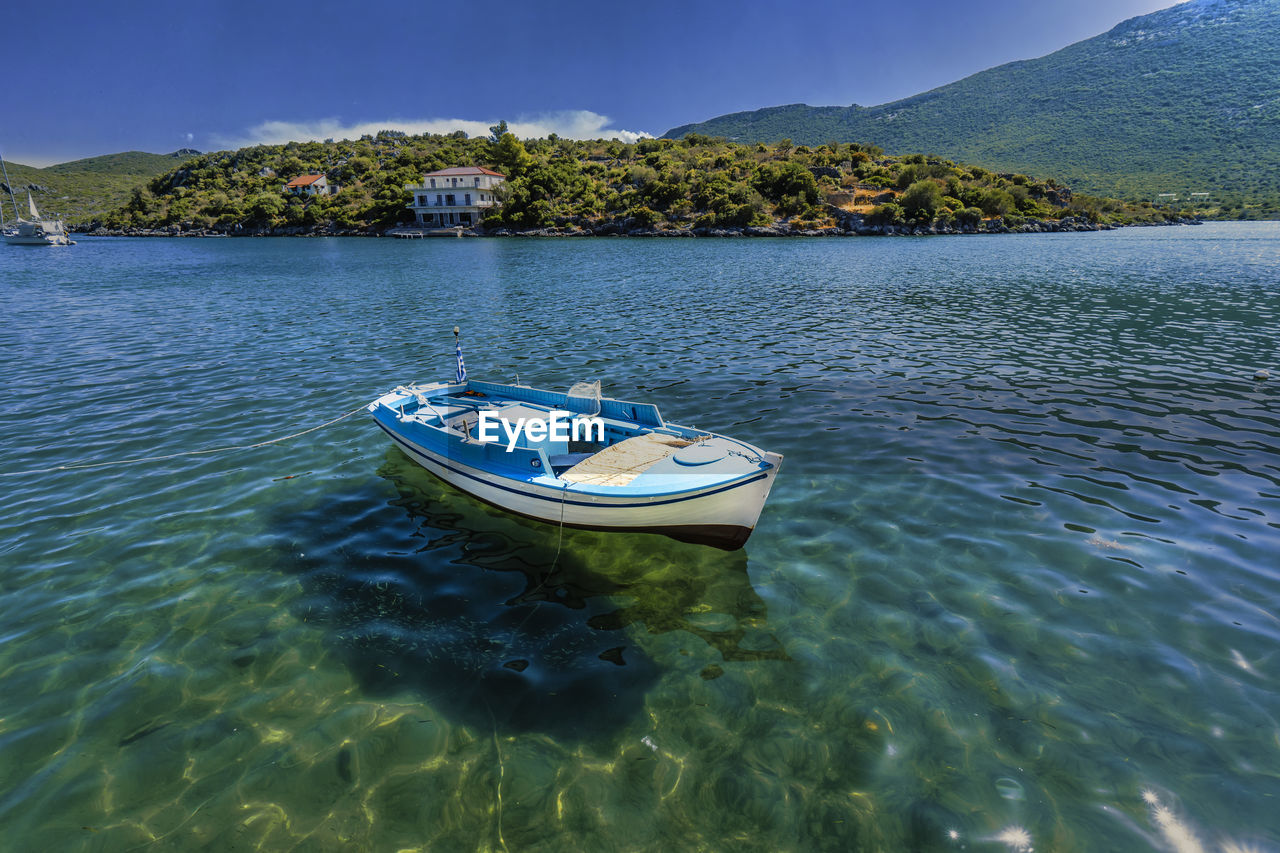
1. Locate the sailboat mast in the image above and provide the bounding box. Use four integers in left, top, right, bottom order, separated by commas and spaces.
0, 152, 19, 222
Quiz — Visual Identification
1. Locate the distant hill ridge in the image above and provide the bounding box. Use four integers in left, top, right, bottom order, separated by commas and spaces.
664, 0, 1280, 216
1, 150, 199, 222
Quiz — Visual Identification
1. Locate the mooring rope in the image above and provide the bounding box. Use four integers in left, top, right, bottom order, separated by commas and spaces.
0, 403, 369, 478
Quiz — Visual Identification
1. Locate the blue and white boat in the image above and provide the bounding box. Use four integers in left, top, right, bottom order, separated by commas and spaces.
368, 338, 782, 550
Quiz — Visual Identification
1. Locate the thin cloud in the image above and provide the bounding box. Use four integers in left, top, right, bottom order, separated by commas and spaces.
214, 111, 653, 149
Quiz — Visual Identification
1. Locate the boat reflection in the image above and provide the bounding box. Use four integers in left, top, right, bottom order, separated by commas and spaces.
290, 447, 788, 738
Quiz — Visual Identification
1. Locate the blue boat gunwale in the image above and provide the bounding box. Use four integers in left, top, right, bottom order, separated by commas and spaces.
466, 379, 665, 427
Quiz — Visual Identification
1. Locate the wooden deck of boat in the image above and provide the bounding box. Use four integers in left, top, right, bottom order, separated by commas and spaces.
560, 433, 692, 486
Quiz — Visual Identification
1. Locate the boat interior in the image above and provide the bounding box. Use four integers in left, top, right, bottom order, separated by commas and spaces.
387, 381, 740, 485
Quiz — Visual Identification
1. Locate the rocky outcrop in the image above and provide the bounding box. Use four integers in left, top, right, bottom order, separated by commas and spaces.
77, 213, 1201, 240
821, 209, 1198, 236
81, 222, 381, 237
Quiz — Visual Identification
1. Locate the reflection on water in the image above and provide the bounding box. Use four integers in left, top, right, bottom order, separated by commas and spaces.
287, 447, 788, 738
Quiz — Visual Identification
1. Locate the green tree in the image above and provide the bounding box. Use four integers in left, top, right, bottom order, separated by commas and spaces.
490, 132, 533, 178
899, 180, 944, 220
751, 162, 819, 206
973, 187, 1015, 217
870, 202, 904, 224
283, 197, 306, 225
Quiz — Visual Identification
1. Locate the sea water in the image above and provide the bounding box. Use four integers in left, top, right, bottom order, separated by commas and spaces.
1, 224, 1277, 850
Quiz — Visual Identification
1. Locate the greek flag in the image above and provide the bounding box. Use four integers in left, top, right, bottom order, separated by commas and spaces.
455, 337, 467, 385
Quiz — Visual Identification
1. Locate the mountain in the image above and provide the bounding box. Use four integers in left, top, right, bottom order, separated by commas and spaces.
1, 150, 201, 224
664, 0, 1280, 215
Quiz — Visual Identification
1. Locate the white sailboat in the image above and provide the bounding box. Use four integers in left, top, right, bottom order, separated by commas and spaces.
3, 192, 74, 246
0, 153, 74, 246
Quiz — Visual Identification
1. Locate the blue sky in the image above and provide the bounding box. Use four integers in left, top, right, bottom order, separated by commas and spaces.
4, 0, 1179, 166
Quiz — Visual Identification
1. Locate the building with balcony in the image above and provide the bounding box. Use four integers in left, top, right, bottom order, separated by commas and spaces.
406, 166, 506, 227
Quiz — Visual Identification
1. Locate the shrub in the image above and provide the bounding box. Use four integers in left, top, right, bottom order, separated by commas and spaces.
626, 164, 658, 186
247, 192, 285, 222
752, 162, 820, 206
730, 203, 768, 227
974, 187, 1015, 217
899, 180, 944, 220
776, 192, 812, 218
871, 202, 904, 224
520, 200, 554, 227
630, 206, 661, 227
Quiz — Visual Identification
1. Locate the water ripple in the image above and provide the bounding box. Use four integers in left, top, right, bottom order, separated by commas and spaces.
1, 225, 1278, 848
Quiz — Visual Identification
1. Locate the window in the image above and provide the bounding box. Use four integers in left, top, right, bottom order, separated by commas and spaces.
436, 194, 442, 205
465, 193, 471, 205
474, 177, 480, 186
430, 179, 436, 188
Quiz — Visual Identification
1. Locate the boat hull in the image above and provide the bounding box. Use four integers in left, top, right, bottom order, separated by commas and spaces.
4, 209, 74, 245
377, 421, 781, 550
3, 231, 73, 246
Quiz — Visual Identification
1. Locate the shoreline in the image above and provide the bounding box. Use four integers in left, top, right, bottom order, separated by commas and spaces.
77, 214, 1203, 239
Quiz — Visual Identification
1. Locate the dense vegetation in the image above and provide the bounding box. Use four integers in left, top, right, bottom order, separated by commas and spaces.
1, 151, 197, 223
96, 127, 1182, 234
665, 0, 1280, 219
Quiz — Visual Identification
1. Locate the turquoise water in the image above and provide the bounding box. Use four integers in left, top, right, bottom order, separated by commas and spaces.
1, 225, 1278, 851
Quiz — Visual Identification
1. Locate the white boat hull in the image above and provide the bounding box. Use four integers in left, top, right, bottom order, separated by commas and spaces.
4, 232, 73, 246
380, 424, 782, 549
3, 192, 75, 245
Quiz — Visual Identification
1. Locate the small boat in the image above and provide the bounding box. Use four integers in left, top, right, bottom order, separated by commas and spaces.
367, 332, 783, 550
0, 153, 74, 246
2, 192, 74, 246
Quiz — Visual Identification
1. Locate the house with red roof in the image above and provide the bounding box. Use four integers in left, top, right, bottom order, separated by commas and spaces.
405, 166, 506, 227
283, 174, 335, 197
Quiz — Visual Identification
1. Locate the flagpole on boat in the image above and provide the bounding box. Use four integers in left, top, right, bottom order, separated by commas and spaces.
454, 326, 467, 385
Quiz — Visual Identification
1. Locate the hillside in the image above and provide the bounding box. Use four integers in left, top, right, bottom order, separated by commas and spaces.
664, 0, 1280, 217
1, 150, 199, 223
95, 130, 1187, 236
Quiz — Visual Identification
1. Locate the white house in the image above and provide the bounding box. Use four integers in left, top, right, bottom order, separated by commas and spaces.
405, 166, 506, 227
283, 174, 335, 196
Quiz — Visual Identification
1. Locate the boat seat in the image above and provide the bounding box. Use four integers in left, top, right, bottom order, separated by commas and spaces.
452, 412, 479, 437
560, 433, 693, 486
401, 402, 471, 427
